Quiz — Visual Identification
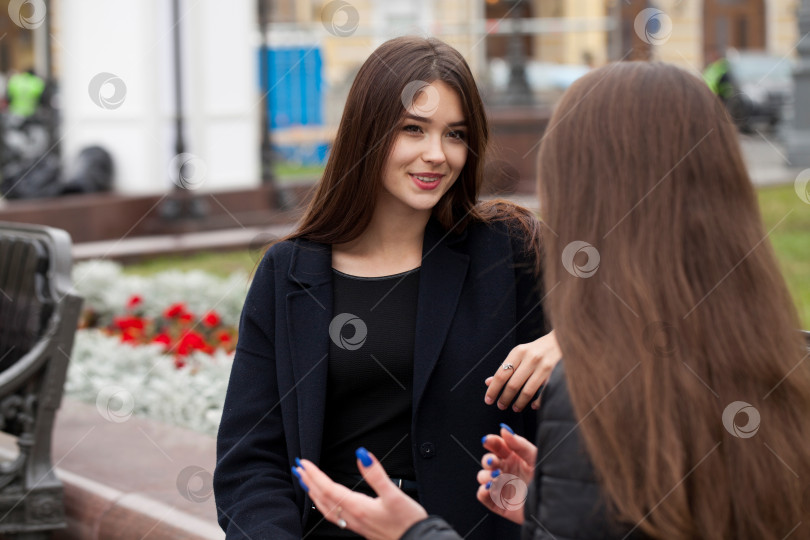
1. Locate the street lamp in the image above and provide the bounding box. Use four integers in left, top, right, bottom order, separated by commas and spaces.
500, 0, 534, 106
258, 0, 277, 191
43, 0, 58, 160
160, 0, 206, 222
788, 0, 810, 167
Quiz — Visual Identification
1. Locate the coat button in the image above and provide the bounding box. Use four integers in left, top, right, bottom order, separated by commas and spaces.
419, 442, 435, 458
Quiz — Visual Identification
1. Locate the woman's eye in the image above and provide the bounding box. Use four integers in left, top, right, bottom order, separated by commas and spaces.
403, 124, 422, 134
448, 130, 467, 140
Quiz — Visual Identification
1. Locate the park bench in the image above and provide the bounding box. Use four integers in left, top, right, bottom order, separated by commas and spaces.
0, 222, 82, 538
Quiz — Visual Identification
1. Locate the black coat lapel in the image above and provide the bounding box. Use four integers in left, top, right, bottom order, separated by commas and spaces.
285, 240, 332, 463
412, 219, 470, 411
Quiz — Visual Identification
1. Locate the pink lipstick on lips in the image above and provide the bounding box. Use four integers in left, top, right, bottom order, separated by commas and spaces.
409, 172, 444, 191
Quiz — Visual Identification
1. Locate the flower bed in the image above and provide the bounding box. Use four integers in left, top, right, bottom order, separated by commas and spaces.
66, 260, 250, 436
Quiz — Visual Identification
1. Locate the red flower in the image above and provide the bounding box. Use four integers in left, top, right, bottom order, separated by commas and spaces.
177, 331, 207, 356
114, 316, 145, 331
164, 303, 187, 319
99, 297, 238, 359
202, 311, 221, 327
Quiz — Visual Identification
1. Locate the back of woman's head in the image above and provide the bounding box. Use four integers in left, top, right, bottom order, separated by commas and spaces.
538, 61, 810, 539
294, 36, 489, 243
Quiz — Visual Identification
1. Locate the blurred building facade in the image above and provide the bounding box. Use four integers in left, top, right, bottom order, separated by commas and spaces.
56, 0, 259, 195
0, 0, 801, 196
0, 0, 259, 196
620, 0, 800, 69
264, 0, 800, 93
263, 0, 801, 162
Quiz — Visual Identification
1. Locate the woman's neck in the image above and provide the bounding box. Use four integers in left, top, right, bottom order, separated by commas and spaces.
332, 199, 430, 277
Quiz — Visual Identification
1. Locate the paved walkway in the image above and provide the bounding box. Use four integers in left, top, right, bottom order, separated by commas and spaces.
0, 398, 224, 539
738, 131, 802, 187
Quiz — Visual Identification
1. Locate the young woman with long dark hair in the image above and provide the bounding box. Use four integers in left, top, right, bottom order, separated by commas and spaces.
295, 61, 810, 540
214, 36, 560, 540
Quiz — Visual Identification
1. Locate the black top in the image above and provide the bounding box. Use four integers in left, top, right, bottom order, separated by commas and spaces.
319, 267, 420, 486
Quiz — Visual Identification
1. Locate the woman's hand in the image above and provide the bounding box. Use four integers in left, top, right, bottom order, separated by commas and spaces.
485, 330, 561, 412
294, 448, 428, 540
476, 424, 537, 524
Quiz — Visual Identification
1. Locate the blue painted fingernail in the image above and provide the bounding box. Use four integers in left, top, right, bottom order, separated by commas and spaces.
356, 447, 373, 467
295, 457, 305, 470
481, 435, 488, 445
487, 457, 494, 466
291, 467, 309, 491
500, 423, 515, 435
492, 469, 501, 478
485, 481, 492, 490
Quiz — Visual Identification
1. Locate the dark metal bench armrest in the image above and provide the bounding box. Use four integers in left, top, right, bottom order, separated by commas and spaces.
0, 294, 82, 401
0, 221, 83, 535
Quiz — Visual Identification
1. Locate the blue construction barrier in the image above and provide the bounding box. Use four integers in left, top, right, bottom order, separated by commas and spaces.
273, 142, 331, 165
265, 45, 324, 128
259, 44, 330, 166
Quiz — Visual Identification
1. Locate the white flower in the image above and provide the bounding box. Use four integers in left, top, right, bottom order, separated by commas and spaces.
68, 327, 233, 437
72, 261, 249, 326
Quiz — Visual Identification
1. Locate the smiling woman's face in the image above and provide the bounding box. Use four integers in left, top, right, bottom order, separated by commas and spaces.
378, 80, 469, 215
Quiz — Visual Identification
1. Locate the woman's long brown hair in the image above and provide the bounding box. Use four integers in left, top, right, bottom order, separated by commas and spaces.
283, 36, 540, 259
538, 61, 810, 539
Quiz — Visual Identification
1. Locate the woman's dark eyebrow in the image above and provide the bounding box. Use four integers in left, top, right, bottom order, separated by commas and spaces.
403, 113, 467, 127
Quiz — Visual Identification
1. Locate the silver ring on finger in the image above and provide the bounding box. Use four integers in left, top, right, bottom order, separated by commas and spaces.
502, 363, 515, 371
337, 506, 347, 529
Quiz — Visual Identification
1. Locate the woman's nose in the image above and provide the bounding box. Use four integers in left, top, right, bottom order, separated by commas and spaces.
421, 136, 446, 164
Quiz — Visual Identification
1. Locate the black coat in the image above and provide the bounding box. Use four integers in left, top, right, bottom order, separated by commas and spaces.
402, 362, 647, 540
214, 218, 547, 540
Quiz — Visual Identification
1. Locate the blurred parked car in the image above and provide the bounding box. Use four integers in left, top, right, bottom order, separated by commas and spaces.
724, 50, 794, 131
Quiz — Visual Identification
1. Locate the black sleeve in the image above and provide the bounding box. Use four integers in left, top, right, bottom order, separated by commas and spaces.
213, 250, 302, 539
509, 223, 549, 344
400, 516, 464, 540
504, 219, 550, 455
524, 363, 630, 539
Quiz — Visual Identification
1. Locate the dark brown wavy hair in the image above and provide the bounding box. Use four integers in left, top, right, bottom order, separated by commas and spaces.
284, 36, 540, 260
538, 61, 810, 539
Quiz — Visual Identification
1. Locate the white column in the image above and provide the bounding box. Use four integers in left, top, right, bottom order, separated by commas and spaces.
58, 0, 259, 195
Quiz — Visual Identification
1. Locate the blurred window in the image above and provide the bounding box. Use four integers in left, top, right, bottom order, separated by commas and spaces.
485, 0, 533, 60
265, 0, 296, 23
376, 0, 432, 35
703, 0, 764, 63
